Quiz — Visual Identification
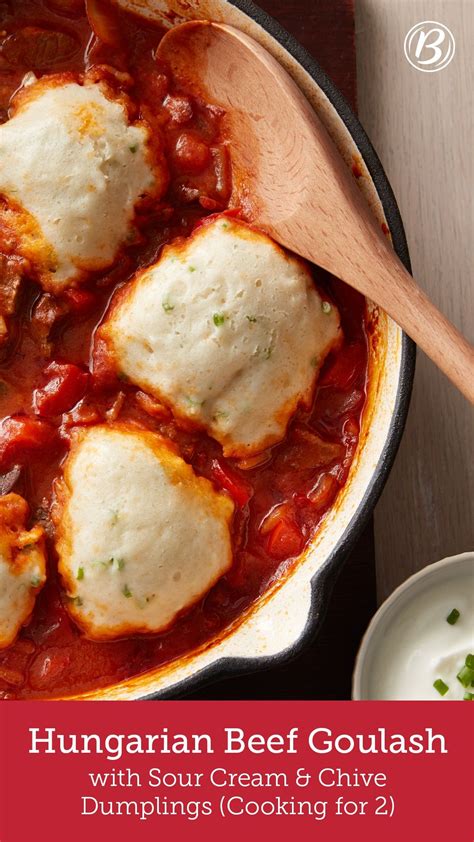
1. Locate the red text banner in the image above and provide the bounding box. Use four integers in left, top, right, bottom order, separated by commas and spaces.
0, 701, 472, 842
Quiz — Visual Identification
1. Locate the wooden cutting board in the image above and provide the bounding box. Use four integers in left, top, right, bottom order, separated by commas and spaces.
186, 0, 376, 701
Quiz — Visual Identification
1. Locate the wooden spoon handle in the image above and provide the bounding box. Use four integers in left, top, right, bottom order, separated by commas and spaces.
280, 175, 474, 402
341, 229, 474, 402
282, 211, 474, 402
353, 223, 474, 402
384, 264, 474, 402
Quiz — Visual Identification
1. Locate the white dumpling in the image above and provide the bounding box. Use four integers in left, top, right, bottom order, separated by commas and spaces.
0, 494, 47, 649
0, 75, 167, 292
98, 217, 341, 457
53, 425, 234, 640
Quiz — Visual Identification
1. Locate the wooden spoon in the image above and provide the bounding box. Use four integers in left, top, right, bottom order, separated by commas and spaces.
157, 21, 474, 403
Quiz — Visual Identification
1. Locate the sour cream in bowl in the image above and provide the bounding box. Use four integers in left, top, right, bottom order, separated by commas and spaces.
353, 553, 474, 700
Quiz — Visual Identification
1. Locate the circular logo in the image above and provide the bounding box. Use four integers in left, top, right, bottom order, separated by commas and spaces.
404, 20, 455, 72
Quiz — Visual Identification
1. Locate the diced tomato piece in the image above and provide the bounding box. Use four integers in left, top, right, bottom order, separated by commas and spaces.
199, 196, 221, 211
61, 288, 97, 315
0, 416, 56, 469
267, 518, 304, 560
210, 459, 252, 507
318, 342, 365, 390
164, 94, 193, 124
33, 362, 89, 417
140, 71, 169, 105
172, 132, 212, 174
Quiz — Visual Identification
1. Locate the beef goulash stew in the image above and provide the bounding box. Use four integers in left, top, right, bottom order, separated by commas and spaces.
0, 0, 369, 698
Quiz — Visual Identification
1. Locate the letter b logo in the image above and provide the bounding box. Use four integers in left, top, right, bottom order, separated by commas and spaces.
404, 21, 455, 72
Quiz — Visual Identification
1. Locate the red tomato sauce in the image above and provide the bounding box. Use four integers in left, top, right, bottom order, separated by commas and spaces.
0, 0, 369, 698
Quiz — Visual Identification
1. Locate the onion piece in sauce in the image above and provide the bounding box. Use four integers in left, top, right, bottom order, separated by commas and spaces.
85, 0, 123, 47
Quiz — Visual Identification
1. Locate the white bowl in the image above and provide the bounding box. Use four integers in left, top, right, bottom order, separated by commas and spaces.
353, 552, 474, 700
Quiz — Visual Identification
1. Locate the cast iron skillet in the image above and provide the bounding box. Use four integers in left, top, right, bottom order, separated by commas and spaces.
141, 0, 416, 700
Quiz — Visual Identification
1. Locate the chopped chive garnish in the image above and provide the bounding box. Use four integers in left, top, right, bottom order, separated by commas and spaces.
30, 574, 41, 588
129, 144, 138, 153
465, 653, 474, 669
212, 410, 229, 422
185, 395, 204, 408
76, 567, 84, 581
188, 265, 196, 272
463, 692, 474, 701
433, 678, 449, 696
446, 608, 460, 625
321, 301, 332, 314
115, 558, 125, 571
162, 299, 175, 313
246, 315, 257, 323
122, 584, 132, 598
456, 665, 474, 688
213, 312, 225, 326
